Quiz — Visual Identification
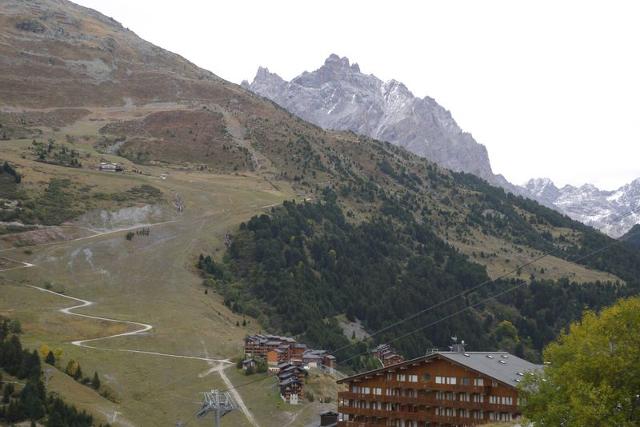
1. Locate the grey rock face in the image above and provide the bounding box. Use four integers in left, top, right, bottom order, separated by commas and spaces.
523, 178, 640, 238
244, 54, 638, 237
244, 54, 502, 184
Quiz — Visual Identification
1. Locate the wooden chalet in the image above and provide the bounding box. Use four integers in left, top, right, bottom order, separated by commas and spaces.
372, 344, 405, 367
337, 348, 541, 426
278, 363, 307, 404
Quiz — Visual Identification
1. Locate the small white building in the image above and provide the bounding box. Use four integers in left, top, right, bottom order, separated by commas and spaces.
99, 162, 123, 172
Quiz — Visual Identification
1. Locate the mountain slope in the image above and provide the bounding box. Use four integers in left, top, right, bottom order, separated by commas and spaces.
243, 54, 514, 189
244, 55, 639, 237
1, 0, 636, 312
523, 178, 640, 237
1, 0, 640, 423
621, 224, 640, 249
2, 0, 638, 330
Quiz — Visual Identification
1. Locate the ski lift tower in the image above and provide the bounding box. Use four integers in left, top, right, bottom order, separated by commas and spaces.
196, 389, 235, 427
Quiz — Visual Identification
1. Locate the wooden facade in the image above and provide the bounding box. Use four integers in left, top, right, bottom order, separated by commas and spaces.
337, 352, 539, 427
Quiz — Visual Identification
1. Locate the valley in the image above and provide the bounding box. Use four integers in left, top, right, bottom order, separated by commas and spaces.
1, 1, 639, 426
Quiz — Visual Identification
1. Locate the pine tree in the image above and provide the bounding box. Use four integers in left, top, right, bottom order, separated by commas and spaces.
20, 379, 45, 420
74, 365, 83, 381
91, 372, 101, 390
45, 351, 56, 366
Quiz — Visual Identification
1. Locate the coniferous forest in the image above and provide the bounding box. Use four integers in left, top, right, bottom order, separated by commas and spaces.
200, 188, 638, 370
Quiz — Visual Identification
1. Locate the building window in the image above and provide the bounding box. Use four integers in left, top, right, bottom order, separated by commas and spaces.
396, 374, 406, 382
408, 374, 418, 383
472, 394, 484, 403
461, 377, 470, 385
423, 373, 431, 382
436, 407, 455, 416
435, 376, 444, 384
473, 378, 484, 386
373, 387, 382, 396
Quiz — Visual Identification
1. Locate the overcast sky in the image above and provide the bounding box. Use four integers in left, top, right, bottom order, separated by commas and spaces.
74, 0, 639, 190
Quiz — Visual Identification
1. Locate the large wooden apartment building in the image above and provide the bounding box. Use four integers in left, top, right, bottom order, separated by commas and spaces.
337, 348, 541, 426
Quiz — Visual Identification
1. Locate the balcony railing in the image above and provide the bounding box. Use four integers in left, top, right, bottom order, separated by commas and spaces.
427, 382, 487, 392
339, 391, 497, 410
337, 422, 387, 427
338, 413, 510, 427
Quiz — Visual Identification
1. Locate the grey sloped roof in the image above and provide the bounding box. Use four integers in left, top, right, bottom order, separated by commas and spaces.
338, 350, 542, 388
439, 351, 542, 388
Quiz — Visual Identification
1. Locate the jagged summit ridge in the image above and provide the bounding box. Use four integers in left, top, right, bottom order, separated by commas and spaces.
244, 54, 639, 237
245, 54, 503, 184
524, 177, 640, 237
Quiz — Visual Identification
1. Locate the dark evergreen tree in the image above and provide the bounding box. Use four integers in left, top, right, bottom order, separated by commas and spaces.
45, 350, 55, 366
91, 372, 101, 390
20, 379, 45, 421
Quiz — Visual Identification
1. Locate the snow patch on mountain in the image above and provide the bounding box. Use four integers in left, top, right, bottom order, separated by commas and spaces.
523, 178, 640, 237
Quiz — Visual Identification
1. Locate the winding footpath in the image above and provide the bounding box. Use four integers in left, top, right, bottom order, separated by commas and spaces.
28, 285, 233, 363
0, 219, 265, 426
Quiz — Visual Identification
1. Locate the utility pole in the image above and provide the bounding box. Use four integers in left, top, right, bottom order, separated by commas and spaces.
196, 389, 235, 427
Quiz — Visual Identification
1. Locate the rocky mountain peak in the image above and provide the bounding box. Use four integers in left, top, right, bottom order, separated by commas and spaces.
245, 55, 501, 184
324, 53, 349, 68
381, 79, 413, 99
253, 66, 284, 84
242, 56, 639, 237
323, 53, 360, 73
519, 177, 640, 237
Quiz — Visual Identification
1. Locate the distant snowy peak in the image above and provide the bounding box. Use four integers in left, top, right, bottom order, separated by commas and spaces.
523, 178, 561, 206
522, 177, 640, 238
245, 54, 502, 185
244, 54, 639, 237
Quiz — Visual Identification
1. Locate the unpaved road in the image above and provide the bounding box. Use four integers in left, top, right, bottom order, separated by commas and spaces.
199, 342, 259, 427
0, 217, 263, 426
29, 285, 233, 364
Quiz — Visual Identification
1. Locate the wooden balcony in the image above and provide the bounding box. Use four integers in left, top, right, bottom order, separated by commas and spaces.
338, 394, 521, 425
427, 382, 486, 393
341, 405, 433, 420
338, 408, 487, 427
339, 391, 487, 410
377, 379, 432, 390
337, 422, 386, 427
